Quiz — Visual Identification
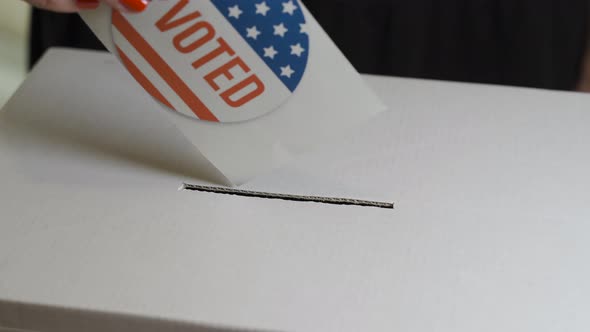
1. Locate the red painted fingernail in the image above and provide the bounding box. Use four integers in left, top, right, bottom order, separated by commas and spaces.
76, 0, 100, 10
120, 0, 149, 12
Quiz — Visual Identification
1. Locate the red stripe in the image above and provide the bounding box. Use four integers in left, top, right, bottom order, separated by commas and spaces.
117, 47, 175, 110
112, 11, 219, 122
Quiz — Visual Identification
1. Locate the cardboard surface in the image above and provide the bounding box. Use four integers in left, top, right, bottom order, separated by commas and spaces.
1, 49, 590, 332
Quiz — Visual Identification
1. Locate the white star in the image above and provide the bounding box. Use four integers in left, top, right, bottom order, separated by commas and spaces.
290, 43, 305, 57
263, 46, 278, 59
246, 26, 261, 40
300, 23, 309, 34
255, 1, 271, 16
273, 23, 288, 37
280, 65, 295, 78
282, 1, 298, 15
228, 5, 242, 19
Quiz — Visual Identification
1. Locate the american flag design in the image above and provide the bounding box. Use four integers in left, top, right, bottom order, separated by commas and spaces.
211, 0, 309, 92
111, 0, 310, 123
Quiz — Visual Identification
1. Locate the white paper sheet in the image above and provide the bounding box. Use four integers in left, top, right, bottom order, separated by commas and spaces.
80, 1, 386, 185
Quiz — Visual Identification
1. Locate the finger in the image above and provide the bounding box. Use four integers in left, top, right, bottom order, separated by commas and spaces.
26, 0, 80, 12
25, 0, 149, 12
103, 0, 149, 12
122, 0, 149, 12
76, 0, 101, 10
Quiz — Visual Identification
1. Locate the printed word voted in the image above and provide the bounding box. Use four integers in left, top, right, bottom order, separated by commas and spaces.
155, 0, 266, 108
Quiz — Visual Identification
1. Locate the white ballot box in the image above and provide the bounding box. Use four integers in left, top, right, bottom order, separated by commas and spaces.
1, 48, 590, 332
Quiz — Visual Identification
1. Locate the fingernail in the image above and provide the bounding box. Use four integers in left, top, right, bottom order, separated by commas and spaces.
76, 0, 100, 10
120, 0, 149, 12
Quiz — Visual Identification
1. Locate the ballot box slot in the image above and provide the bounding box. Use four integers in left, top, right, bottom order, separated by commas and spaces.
183, 183, 394, 209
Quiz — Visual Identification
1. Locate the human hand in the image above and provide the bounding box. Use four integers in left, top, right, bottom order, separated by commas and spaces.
23, 0, 149, 13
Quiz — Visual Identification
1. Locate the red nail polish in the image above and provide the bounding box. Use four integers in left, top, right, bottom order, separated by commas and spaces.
76, 0, 100, 10
120, 0, 149, 12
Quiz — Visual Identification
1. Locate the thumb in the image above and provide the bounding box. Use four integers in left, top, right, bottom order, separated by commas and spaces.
24, 0, 149, 12
25, 0, 79, 12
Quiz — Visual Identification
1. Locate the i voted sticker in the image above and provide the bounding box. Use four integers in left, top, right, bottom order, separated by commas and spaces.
111, 0, 310, 123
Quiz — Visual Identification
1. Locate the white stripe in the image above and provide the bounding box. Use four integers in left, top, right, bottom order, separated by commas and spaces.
112, 27, 197, 119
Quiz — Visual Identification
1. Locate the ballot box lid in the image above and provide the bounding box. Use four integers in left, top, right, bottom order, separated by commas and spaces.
1, 48, 590, 332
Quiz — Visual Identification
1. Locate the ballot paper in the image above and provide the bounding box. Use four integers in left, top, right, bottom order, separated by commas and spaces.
80, 0, 386, 185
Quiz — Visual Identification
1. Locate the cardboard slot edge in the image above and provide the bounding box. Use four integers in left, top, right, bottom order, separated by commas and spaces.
182, 183, 395, 209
